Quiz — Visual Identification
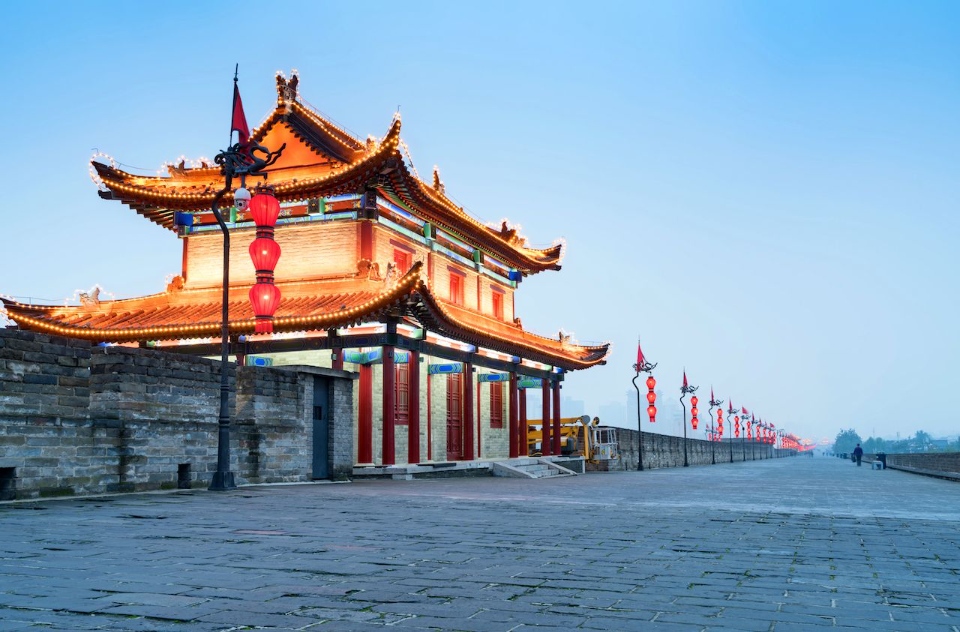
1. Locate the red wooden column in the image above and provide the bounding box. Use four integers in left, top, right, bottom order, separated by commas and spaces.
552, 380, 562, 455
358, 365, 373, 463
463, 363, 475, 460
408, 350, 420, 464
382, 346, 396, 465
508, 373, 519, 458
426, 371, 433, 461
476, 381, 482, 458
541, 382, 553, 456
519, 387, 528, 456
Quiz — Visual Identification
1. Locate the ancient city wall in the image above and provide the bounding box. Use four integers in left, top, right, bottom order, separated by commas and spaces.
608, 427, 791, 470
0, 329, 354, 501
872, 452, 960, 480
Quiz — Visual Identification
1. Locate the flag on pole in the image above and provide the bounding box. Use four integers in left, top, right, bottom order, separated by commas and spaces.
682, 371, 688, 388
231, 82, 250, 147
742, 406, 749, 415
710, 387, 714, 401
636, 339, 645, 367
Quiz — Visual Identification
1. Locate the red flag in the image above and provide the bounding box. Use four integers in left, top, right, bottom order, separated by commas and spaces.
742, 406, 749, 415
710, 387, 714, 401
231, 82, 250, 146
728, 401, 734, 413
636, 339, 645, 367
682, 371, 688, 388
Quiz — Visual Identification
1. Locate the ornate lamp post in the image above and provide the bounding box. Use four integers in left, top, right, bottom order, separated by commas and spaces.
727, 401, 735, 462
734, 405, 747, 462
209, 72, 285, 491
748, 414, 756, 460
708, 389, 722, 465
631, 340, 657, 471
679, 371, 697, 467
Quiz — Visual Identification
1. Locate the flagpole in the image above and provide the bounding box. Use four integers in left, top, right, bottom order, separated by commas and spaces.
230, 64, 239, 146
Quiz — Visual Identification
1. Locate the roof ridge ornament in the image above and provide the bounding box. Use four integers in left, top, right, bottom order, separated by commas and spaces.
276, 70, 299, 112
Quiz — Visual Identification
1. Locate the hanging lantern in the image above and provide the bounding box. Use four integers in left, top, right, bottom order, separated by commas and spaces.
249, 187, 281, 229
690, 395, 699, 431
717, 408, 724, 439
249, 238, 281, 277
734, 415, 741, 438
250, 283, 281, 333
247, 186, 282, 334
646, 375, 657, 422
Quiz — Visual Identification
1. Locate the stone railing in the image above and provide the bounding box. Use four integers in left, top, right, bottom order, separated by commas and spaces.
870, 452, 960, 481
600, 427, 795, 471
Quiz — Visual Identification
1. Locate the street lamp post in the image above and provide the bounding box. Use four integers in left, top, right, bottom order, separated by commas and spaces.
679, 372, 697, 467
734, 406, 747, 462
727, 402, 735, 463
207, 105, 285, 491
632, 341, 657, 472
708, 390, 722, 465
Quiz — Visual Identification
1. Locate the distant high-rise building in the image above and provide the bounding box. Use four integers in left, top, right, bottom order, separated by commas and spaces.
560, 395, 585, 418
598, 401, 626, 427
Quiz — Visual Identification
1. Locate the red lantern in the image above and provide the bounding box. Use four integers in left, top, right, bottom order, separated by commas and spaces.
247, 187, 282, 333
734, 415, 740, 438
645, 375, 657, 422
249, 188, 281, 228
249, 238, 281, 278
690, 395, 698, 430
717, 408, 724, 439
250, 283, 281, 333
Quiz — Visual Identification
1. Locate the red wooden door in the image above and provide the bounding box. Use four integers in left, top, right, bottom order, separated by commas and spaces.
446, 373, 463, 460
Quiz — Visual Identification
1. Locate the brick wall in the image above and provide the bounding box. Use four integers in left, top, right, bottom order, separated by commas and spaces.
0, 329, 355, 500
184, 221, 358, 289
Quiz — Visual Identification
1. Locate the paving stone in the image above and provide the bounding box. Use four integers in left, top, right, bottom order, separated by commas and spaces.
3, 456, 960, 631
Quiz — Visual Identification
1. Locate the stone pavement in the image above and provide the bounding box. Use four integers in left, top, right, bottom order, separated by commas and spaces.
2, 455, 960, 631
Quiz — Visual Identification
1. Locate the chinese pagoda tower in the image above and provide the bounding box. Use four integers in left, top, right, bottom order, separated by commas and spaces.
2, 72, 609, 468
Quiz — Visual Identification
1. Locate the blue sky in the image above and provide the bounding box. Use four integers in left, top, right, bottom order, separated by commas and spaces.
2, 1, 958, 444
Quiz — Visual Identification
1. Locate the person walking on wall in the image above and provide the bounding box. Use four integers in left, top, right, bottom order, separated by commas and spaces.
853, 443, 864, 467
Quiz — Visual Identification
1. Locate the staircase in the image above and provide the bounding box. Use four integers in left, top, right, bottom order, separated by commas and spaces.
492, 457, 578, 479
